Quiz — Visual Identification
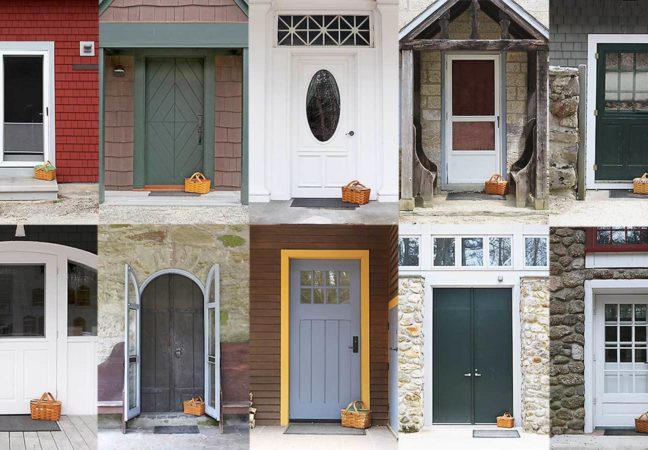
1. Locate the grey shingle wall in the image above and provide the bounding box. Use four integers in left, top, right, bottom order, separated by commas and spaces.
550, 0, 648, 67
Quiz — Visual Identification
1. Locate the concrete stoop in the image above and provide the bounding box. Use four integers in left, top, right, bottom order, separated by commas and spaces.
551, 434, 648, 450
0, 177, 58, 201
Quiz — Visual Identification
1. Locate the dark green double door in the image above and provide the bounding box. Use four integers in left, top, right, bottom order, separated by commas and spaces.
433, 288, 512, 424
145, 58, 204, 186
596, 44, 648, 181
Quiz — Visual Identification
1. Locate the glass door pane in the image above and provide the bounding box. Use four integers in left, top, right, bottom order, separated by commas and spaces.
0, 265, 45, 337
3, 55, 44, 162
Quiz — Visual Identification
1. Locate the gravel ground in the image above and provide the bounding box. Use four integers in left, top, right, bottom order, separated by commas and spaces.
99, 205, 248, 224
550, 193, 648, 226
0, 183, 98, 224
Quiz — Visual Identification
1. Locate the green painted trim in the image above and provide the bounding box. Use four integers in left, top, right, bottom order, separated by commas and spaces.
204, 55, 216, 184
99, 48, 105, 203
133, 55, 146, 188
113, 48, 241, 58
99, 0, 114, 16
241, 48, 249, 205
100, 23, 248, 49
234, 0, 249, 16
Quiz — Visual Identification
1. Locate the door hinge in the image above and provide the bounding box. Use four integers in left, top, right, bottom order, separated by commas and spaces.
595, 52, 599, 60
594, 109, 598, 117
46, 107, 49, 117
593, 164, 598, 171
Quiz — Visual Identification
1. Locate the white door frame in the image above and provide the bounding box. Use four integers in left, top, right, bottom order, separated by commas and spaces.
0, 42, 55, 172
443, 53, 501, 189
585, 279, 648, 432
586, 34, 648, 190
0, 242, 97, 415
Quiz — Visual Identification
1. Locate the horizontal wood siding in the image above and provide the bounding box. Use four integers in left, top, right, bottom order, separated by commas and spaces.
101, 0, 247, 23
250, 225, 397, 426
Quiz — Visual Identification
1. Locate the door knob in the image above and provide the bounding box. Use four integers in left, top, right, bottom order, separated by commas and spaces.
346, 130, 355, 137
463, 373, 472, 377
474, 372, 482, 377
389, 347, 398, 351
174, 347, 184, 358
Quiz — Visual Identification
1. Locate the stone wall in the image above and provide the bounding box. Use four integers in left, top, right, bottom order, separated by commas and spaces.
549, 67, 579, 194
398, 276, 424, 432
550, 227, 648, 434
520, 277, 551, 434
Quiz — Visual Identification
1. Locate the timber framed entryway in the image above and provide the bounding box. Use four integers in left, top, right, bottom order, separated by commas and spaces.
399, 0, 549, 210
122, 265, 221, 431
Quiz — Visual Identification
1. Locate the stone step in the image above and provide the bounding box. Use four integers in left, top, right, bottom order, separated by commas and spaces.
0, 177, 58, 201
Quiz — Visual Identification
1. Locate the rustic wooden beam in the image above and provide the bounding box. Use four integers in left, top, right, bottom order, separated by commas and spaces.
489, 0, 546, 40
470, 0, 481, 40
400, 39, 548, 51
439, 12, 450, 39
535, 49, 549, 210
403, 0, 461, 41
400, 50, 415, 211
499, 11, 511, 39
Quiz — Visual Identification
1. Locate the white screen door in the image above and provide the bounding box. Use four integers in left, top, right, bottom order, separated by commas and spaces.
445, 54, 501, 186
123, 265, 141, 427
204, 264, 221, 420
595, 295, 648, 427
292, 57, 357, 197
0, 254, 57, 414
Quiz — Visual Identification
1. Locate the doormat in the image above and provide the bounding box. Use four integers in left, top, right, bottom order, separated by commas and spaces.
148, 192, 201, 197
609, 190, 648, 199
153, 425, 200, 434
290, 198, 358, 209
284, 423, 366, 435
0, 415, 60, 432
446, 192, 506, 201
603, 428, 646, 436
473, 430, 520, 438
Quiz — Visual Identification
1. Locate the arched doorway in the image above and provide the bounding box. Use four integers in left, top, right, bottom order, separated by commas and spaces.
140, 273, 203, 413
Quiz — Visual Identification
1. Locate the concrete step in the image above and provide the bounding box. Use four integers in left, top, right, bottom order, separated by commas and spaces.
0, 177, 58, 201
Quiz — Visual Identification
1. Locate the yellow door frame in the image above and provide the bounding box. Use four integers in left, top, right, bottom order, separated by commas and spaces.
280, 249, 370, 426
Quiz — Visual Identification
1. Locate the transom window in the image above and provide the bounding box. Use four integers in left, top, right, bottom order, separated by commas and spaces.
604, 303, 648, 393
587, 227, 648, 252
524, 237, 548, 267
299, 270, 351, 305
604, 52, 648, 112
398, 236, 419, 267
277, 15, 371, 47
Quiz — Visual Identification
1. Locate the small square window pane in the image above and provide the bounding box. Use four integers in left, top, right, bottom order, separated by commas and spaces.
620, 349, 632, 362
0, 265, 45, 337
489, 237, 512, 266
462, 238, 483, 266
399, 237, 420, 266
605, 349, 617, 362
620, 304, 633, 321
313, 288, 324, 304
612, 229, 626, 244
636, 326, 647, 342
326, 271, 337, 287
605, 304, 618, 321
339, 288, 350, 304
605, 326, 617, 342
339, 271, 350, 286
637, 305, 647, 322
636, 349, 647, 363
620, 326, 632, 342
525, 237, 547, 267
434, 238, 455, 266
606, 52, 619, 70
326, 289, 338, 304
597, 230, 612, 244
300, 271, 313, 286
313, 271, 323, 286
300, 288, 312, 304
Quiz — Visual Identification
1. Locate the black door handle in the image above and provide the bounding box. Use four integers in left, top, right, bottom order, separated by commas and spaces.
352, 336, 359, 353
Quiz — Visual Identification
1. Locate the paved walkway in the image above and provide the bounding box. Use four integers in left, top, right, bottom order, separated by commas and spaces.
250, 201, 399, 225
399, 425, 549, 450
551, 434, 648, 449
550, 191, 648, 226
250, 425, 397, 450
0, 416, 96, 450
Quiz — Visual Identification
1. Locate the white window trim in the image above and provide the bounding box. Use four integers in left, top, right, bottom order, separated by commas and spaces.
586, 34, 648, 190
522, 235, 549, 270
0, 41, 55, 168
584, 279, 648, 433
586, 252, 648, 269
398, 235, 421, 269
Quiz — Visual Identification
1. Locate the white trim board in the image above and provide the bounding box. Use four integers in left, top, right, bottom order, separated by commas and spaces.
586, 34, 648, 190
586, 252, 648, 269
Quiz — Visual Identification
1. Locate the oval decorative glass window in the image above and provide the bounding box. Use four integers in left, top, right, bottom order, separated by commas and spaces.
306, 70, 340, 142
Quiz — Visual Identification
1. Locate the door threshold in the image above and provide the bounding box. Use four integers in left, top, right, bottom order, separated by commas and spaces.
138, 185, 185, 192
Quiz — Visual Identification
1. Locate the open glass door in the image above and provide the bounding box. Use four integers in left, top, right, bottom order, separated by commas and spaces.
204, 264, 221, 420
123, 265, 141, 432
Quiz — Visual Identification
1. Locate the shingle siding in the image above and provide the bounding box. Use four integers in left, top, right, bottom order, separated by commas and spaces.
550, 0, 648, 67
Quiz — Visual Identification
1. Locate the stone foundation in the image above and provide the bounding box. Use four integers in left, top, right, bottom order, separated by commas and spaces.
398, 276, 424, 432
549, 67, 579, 194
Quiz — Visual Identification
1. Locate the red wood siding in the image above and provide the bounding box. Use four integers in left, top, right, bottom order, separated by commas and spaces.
0, 0, 99, 182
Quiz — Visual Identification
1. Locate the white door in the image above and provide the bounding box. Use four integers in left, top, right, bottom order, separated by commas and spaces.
595, 295, 648, 427
123, 265, 141, 427
292, 56, 357, 197
445, 54, 501, 186
0, 44, 53, 168
0, 253, 57, 414
204, 264, 221, 420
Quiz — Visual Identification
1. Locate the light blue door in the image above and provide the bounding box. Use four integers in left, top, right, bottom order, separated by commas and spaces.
389, 306, 399, 431
289, 260, 361, 420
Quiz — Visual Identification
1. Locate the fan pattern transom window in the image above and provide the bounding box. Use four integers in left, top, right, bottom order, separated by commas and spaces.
277, 15, 371, 47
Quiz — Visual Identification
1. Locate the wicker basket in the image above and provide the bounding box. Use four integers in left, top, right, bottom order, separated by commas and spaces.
485, 174, 509, 196
30, 392, 61, 421
183, 396, 205, 416
633, 173, 648, 195
342, 180, 370, 205
636, 412, 648, 433
340, 401, 372, 429
497, 412, 515, 428
184, 172, 211, 194
34, 162, 56, 181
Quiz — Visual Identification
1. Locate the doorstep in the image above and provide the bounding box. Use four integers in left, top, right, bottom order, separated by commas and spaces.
551, 433, 648, 450
103, 190, 241, 206
0, 177, 58, 201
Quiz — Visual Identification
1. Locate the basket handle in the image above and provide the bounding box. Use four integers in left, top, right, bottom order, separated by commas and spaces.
189, 172, 206, 182
344, 180, 362, 189
192, 396, 204, 404
488, 174, 504, 183
642, 173, 648, 181
501, 412, 512, 418
40, 392, 56, 402
345, 401, 366, 413
639, 411, 648, 420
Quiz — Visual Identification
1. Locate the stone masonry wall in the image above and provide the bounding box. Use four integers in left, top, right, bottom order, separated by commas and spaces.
550, 227, 648, 434
549, 67, 579, 194
398, 276, 424, 432
520, 277, 551, 434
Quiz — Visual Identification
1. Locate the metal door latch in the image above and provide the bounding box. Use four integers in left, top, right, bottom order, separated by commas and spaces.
353, 336, 359, 353
463, 373, 472, 377
346, 130, 355, 137
197, 115, 204, 144
175, 347, 184, 358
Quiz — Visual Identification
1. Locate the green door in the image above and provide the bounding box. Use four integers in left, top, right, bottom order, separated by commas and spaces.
145, 58, 204, 185
433, 288, 512, 424
596, 45, 648, 181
